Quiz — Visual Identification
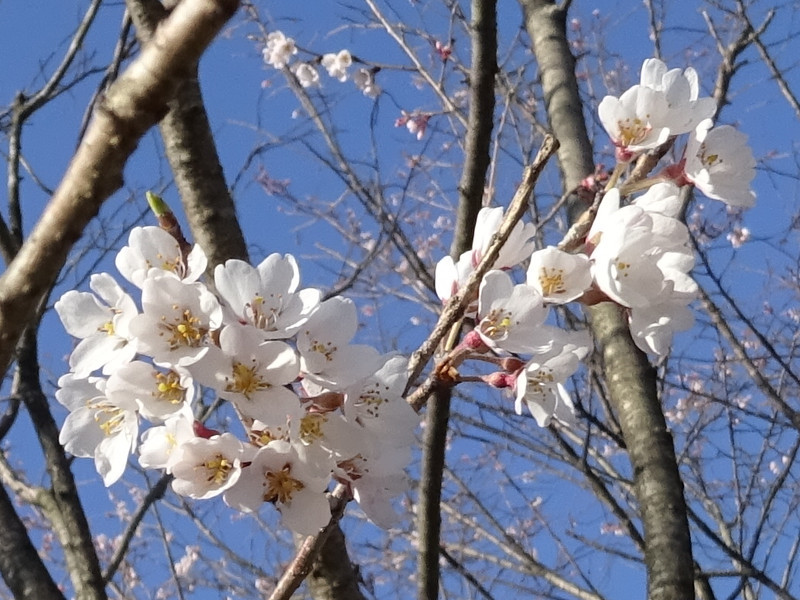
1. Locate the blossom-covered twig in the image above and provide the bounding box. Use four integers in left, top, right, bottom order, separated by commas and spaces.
404, 134, 559, 408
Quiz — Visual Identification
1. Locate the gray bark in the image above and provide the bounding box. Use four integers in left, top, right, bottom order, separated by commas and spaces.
518, 1, 695, 598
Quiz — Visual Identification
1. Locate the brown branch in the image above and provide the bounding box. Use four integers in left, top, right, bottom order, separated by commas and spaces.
126, 0, 249, 270
448, 0, 498, 257
518, 0, 595, 223
405, 135, 558, 406
0, 482, 66, 600
0, 0, 240, 385
417, 2, 496, 598
267, 485, 351, 600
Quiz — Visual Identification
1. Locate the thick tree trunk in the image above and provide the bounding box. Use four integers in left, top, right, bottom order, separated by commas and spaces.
417, 0, 497, 598
518, 2, 695, 599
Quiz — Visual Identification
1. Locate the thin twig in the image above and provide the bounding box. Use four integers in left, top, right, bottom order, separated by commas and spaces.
266, 484, 351, 600
404, 134, 559, 407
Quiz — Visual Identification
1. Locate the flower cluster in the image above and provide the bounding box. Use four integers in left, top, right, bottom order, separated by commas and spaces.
434, 206, 592, 426
433, 58, 757, 423
55, 225, 418, 534
262, 31, 381, 99
600, 58, 756, 206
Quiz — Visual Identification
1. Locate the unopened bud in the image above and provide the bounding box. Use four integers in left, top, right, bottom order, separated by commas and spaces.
482, 371, 515, 389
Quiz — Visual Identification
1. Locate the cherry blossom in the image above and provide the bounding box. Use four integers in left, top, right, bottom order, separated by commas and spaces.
169, 433, 244, 500
104, 360, 194, 423
295, 410, 365, 472
683, 119, 756, 207
335, 451, 410, 528
262, 31, 297, 69
321, 50, 352, 82
598, 84, 670, 159
434, 251, 472, 304
54, 272, 138, 378
638, 58, 715, 136
631, 181, 684, 218
514, 333, 591, 427
343, 355, 419, 448
476, 270, 552, 354
116, 226, 207, 288
353, 68, 381, 98
471, 206, 537, 270
138, 413, 195, 471
588, 190, 694, 309
56, 373, 138, 486
629, 299, 695, 356
395, 112, 430, 140
129, 275, 222, 367
196, 324, 301, 424
296, 296, 381, 389
598, 58, 714, 160
526, 247, 592, 304
292, 62, 319, 88
224, 440, 331, 536
214, 255, 321, 339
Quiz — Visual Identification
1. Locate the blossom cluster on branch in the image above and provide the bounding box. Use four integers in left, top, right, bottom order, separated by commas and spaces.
55, 222, 419, 535
432, 58, 757, 426
262, 29, 439, 140
262, 30, 381, 99
54, 57, 757, 539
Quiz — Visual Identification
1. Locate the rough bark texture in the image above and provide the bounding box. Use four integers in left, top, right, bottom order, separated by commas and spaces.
128, 0, 249, 268
417, 1, 497, 598
417, 387, 452, 600
519, 0, 594, 222
161, 76, 250, 267
519, 2, 695, 599
0, 482, 66, 600
589, 303, 694, 599
449, 0, 498, 256
305, 523, 367, 600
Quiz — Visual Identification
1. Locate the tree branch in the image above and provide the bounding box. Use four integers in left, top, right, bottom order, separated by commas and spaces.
418, 2, 496, 597
0, 0, 240, 382
519, 2, 694, 598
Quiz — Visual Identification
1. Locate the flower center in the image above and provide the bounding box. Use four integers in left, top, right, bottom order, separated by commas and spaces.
226, 361, 270, 399
526, 367, 555, 398
482, 308, 513, 340
246, 295, 283, 331
155, 371, 186, 404
163, 307, 207, 350
617, 116, 651, 147
264, 464, 305, 504
699, 144, 721, 168
299, 413, 327, 443
91, 402, 125, 437
203, 454, 234, 485
537, 267, 567, 296
614, 260, 632, 280
310, 339, 337, 362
